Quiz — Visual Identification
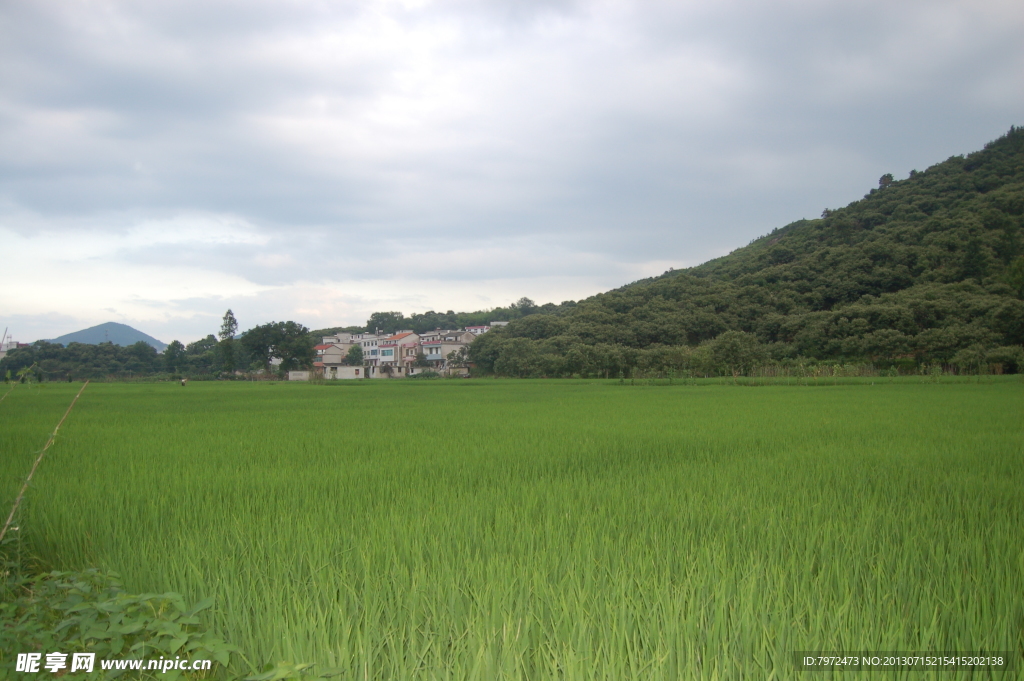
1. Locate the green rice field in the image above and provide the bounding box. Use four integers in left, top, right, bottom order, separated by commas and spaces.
2, 379, 1023, 679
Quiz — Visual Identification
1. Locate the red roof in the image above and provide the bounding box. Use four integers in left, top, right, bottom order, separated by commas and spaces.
315, 344, 334, 350
387, 332, 414, 341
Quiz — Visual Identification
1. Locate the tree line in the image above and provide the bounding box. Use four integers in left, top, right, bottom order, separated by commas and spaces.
310, 297, 576, 338
0, 313, 317, 381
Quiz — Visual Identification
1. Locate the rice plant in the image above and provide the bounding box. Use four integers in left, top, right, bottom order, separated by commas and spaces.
2, 379, 1021, 679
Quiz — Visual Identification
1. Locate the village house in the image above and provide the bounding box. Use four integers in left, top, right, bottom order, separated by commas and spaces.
413, 329, 470, 373
315, 343, 346, 365
354, 332, 386, 366
310, 324, 499, 379
320, 332, 358, 345
315, 345, 364, 379
314, 335, 358, 378
377, 332, 420, 367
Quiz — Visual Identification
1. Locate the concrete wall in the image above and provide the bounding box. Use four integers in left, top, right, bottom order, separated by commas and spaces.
368, 365, 407, 379
323, 365, 363, 379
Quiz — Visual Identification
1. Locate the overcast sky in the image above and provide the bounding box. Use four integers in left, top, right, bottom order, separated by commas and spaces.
2, 0, 1022, 343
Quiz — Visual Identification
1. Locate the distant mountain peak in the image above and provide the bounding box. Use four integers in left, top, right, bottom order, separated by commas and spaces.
47, 322, 167, 351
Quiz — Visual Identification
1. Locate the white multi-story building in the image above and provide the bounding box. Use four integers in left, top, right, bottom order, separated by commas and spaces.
377, 332, 420, 366
352, 333, 383, 366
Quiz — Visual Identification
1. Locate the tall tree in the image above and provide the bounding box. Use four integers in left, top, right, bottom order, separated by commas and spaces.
219, 310, 239, 373
220, 310, 238, 340
241, 325, 276, 372
365, 311, 406, 335
511, 297, 537, 316
274, 322, 315, 371
445, 346, 468, 367
343, 344, 364, 366
707, 331, 765, 377
241, 321, 315, 372
185, 335, 218, 374
163, 340, 186, 373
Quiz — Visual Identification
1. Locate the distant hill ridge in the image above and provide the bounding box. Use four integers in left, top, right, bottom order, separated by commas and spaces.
47, 322, 167, 351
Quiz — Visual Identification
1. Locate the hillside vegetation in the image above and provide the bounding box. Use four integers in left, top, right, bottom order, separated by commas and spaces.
471, 127, 1024, 377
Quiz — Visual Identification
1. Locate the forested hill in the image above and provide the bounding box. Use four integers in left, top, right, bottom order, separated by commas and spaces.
471, 127, 1024, 376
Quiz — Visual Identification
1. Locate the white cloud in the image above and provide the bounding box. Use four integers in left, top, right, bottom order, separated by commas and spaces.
1, 0, 1022, 342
